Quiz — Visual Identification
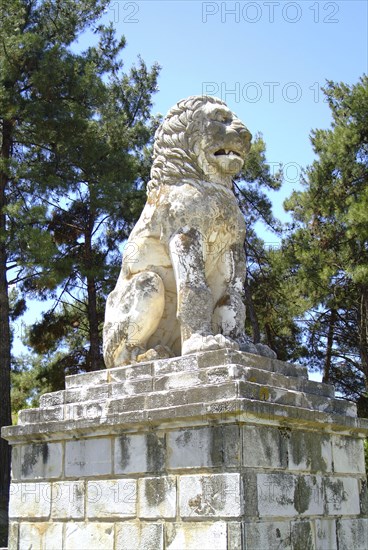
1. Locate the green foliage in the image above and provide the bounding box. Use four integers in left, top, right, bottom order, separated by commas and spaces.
246, 242, 309, 362
1, 0, 160, 386
284, 76, 368, 395
10, 355, 42, 423
234, 135, 306, 358
2, 3, 124, 544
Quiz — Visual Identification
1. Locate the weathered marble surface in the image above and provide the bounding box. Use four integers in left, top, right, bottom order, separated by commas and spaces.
103, 95, 274, 368
3, 351, 368, 549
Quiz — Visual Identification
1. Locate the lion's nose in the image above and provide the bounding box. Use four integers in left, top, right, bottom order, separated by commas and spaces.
236, 125, 250, 136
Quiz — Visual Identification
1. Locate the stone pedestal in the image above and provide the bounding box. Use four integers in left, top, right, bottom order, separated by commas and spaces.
2, 350, 368, 549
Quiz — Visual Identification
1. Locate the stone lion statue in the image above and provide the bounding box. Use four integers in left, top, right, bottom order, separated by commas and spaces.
103, 95, 275, 367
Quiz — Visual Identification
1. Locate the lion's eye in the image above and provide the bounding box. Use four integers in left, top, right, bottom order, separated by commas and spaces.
217, 113, 232, 124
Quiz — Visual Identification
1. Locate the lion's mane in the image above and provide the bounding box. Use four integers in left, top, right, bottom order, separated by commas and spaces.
147, 95, 227, 193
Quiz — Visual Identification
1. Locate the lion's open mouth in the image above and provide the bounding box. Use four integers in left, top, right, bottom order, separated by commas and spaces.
214, 149, 242, 158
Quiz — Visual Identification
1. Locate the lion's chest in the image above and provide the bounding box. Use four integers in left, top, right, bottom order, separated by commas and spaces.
127, 183, 245, 276
202, 195, 245, 263
159, 182, 244, 231
167, 183, 246, 260
197, 184, 243, 225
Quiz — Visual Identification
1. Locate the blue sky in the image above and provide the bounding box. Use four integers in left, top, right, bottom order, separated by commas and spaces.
76, 0, 368, 237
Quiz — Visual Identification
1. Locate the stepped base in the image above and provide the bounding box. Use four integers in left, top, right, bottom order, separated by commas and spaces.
2, 350, 368, 549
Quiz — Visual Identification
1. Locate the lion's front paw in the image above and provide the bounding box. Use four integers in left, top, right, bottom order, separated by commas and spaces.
136, 345, 173, 363
237, 334, 277, 359
255, 343, 277, 359
182, 334, 239, 355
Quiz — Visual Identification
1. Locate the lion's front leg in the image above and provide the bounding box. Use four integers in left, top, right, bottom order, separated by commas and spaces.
169, 228, 239, 355
213, 244, 277, 359
212, 243, 247, 342
212, 243, 260, 354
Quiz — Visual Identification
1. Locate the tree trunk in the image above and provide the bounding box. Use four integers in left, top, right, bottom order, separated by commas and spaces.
265, 322, 274, 351
322, 308, 336, 384
359, 287, 368, 392
0, 119, 13, 547
86, 273, 103, 371
244, 278, 261, 344
85, 221, 103, 372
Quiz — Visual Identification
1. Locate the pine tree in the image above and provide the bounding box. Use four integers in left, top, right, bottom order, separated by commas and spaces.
284, 76, 368, 408
234, 134, 305, 358
19, 30, 160, 375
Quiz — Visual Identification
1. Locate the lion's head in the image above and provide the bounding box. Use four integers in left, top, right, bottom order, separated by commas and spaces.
147, 95, 252, 193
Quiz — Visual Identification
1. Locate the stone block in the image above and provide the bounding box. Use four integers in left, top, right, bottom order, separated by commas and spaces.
115, 432, 166, 474
243, 521, 291, 550
114, 433, 146, 474
243, 471, 258, 518
65, 369, 108, 388
85, 383, 111, 401
111, 378, 153, 397
227, 522, 242, 550
331, 399, 357, 417
360, 477, 368, 515
291, 520, 315, 550
65, 401, 107, 422
206, 365, 238, 385
271, 358, 308, 378
288, 430, 332, 472
9, 482, 51, 519
242, 425, 288, 468
238, 381, 300, 408
87, 479, 137, 518
110, 362, 153, 382
107, 395, 146, 415
138, 476, 176, 518
145, 389, 187, 409
257, 474, 323, 517
13, 442, 63, 480
7, 522, 18, 550
179, 473, 241, 518
324, 476, 360, 515
315, 519, 337, 550
154, 354, 200, 376
41, 405, 65, 422
189, 382, 238, 406
294, 475, 324, 515
331, 435, 366, 474
165, 521, 227, 550
40, 391, 65, 408
64, 387, 83, 404
65, 522, 114, 549
168, 427, 212, 469
200, 349, 273, 373
51, 481, 85, 519
115, 522, 164, 550
19, 522, 63, 550
18, 407, 64, 426
257, 473, 295, 517
65, 437, 112, 477
168, 425, 240, 469
154, 370, 203, 391
337, 518, 368, 550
